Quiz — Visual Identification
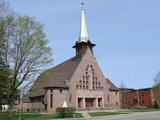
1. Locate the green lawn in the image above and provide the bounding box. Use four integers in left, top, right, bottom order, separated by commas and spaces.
0, 112, 83, 120
89, 112, 129, 117
89, 108, 160, 117
129, 108, 160, 112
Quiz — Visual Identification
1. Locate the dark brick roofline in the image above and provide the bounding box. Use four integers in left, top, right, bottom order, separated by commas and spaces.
106, 79, 119, 91
119, 87, 152, 91
137, 87, 152, 91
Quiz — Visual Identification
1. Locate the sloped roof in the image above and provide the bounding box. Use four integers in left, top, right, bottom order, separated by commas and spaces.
106, 79, 119, 91
23, 94, 31, 103
29, 57, 82, 97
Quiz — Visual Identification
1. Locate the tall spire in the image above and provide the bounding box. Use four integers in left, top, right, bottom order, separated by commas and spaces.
79, 2, 89, 42
73, 2, 96, 57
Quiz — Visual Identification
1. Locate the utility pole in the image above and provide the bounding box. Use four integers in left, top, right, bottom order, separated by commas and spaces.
19, 89, 23, 120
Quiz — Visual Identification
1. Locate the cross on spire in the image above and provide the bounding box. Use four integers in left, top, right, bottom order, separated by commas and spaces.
81, 2, 84, 10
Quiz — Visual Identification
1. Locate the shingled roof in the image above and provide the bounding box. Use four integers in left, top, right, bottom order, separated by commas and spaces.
106, 79, 119, 91
29, 57, 82, 97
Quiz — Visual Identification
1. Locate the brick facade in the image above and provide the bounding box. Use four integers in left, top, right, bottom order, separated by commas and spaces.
119, 88, 156, 108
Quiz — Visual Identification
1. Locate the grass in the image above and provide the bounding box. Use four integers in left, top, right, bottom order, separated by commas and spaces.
88, 108, 160, 117
1, 108, 159, 119
129, 108, 160, 112
0, 112, 83, 120
73, 112, 83, 118
89, 112, 129, 117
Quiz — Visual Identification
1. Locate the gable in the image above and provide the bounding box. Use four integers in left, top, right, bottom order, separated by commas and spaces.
69, 48, 110, 91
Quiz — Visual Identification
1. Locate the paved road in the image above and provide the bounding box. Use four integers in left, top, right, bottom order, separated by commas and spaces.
93, 111, 160, 120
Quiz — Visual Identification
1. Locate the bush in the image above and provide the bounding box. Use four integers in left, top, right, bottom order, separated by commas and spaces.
56, 107, 75, 118
154, 102, 159, 109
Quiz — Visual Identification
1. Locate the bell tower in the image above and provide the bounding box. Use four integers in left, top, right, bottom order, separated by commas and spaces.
73, 3, 96, 57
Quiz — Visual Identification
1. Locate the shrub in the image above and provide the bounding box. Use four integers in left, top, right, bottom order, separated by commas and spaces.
154, 102, 159, 109
56, 107, 75, 118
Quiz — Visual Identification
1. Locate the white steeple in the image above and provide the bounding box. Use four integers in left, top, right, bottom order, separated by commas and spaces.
79, 3, 89, 42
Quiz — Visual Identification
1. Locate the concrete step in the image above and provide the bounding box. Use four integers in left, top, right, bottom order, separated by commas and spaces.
81, 111, 91, 119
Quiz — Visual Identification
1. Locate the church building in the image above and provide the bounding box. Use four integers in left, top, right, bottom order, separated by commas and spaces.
17, 7, 120, 112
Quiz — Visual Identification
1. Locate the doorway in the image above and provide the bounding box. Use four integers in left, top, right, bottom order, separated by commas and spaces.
85, 98, 95, 108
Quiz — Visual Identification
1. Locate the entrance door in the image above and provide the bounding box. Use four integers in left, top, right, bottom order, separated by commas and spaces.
78, 98, 83, 108
85, 98, 95, 108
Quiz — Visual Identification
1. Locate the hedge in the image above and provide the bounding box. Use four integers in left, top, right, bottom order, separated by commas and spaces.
56, 107, 75, 118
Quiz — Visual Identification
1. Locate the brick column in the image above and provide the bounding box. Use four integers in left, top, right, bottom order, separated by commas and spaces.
102, 98, 104, 107
83, 98, 86, 109
96, 98, 98, 108
46, 89, 50, 112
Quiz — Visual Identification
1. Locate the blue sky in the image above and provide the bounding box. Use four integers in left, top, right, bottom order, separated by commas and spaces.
6, 0, 160, 88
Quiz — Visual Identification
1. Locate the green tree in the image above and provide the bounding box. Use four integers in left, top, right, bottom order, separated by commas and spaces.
153, 71, 160, 108
0, 0, 15, 66
7, 16, 52, 109
0, 0, 15, 111
0, 67, 11, 109
0, 2, 52, 120
0, 1, 53, 120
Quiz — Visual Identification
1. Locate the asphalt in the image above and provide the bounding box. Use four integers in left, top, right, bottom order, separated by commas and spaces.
92, 111, 160, 120
49, 111, 160, 120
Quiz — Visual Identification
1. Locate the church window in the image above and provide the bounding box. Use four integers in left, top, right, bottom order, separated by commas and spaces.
86, 86, 88, 89
116, 102, 118, 106
108, 95, 110, 102
70, 94, 72, 102
76, 64, 103, 91
60, 89, 62, 93
76, 85, 79, 89
50, 94, 53, 108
